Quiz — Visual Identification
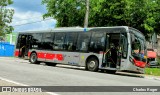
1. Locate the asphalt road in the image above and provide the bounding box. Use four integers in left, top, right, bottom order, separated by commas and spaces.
0, 57, 160, 95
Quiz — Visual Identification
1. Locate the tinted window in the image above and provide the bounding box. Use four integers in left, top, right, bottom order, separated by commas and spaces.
64, 33, 78, 51
76, 32, 91, 51
89, 32, 106, 52
16, 34, 27, 49
27, 34, 32, 49
54, 33, 65, 50
31, 33, 43, 49
41, 33, 54, 50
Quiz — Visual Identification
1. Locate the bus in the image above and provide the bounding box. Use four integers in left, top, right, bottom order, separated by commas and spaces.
14, 26, 147, 73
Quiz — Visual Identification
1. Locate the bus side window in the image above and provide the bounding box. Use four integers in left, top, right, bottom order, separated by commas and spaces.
31, 33, 43, 49
81, 39, 88, 50
76, 32, 91, 52
89, 32, 105, 53
54, 33, 65, 50
41, 33, 54, 50
64, 33, 78, 51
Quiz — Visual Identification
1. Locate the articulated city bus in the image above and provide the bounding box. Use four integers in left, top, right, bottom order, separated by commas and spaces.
14, 26, 147, 73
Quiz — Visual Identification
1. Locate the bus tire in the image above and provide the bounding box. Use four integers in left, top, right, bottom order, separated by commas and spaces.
86, 57, 99, 72
45, 62, 57, 66
29, 53, 40, 64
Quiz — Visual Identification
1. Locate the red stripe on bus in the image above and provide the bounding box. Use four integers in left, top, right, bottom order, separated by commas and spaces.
56, 54, 64, 61
37, 52, 46, 59
29, 52, 64, 61
46, 53, 55, 60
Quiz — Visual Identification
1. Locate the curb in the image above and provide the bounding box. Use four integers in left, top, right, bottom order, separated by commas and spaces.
116, 72, 160, 81
144, 76, 160, 81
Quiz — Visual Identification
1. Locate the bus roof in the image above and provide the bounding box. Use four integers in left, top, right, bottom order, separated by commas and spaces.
18, 26, 130, 34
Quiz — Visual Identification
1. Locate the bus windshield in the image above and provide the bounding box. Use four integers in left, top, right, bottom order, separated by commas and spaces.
130, 29, 147, 68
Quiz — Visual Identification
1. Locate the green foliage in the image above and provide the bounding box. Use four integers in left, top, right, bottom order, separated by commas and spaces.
42, 0, 160, 39
89, 0, 127, 27
145, 68, 160, 76
42, 0, 86, 27
0, 0, 14, 36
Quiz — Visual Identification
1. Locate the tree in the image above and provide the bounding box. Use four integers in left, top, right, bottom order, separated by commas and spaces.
148, 0, 160, 35
42, 0, 160, 40
42, 0, 86, 27
89, 0, 127, 26
0, 0, 14, 37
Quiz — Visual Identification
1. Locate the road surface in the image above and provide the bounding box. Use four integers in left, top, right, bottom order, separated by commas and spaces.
0, 57, 159, 95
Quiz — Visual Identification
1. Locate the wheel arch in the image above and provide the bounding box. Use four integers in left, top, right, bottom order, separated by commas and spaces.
30, 51, 37, 56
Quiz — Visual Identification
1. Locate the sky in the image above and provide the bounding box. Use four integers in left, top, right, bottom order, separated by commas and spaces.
9, 0, 56, 32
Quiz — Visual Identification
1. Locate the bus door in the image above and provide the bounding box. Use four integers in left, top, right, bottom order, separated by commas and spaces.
116, 34, 123, 69
102, 33, 109, 68
102, 33, 121, 69
110, 33, 120, 69
117, 33, 128, 69
18, 34, 27, 58
24, 35, 32, 57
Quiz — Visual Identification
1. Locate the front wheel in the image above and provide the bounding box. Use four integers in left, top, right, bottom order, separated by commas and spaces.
29, 53, 40, 64
86, 57, 99, 72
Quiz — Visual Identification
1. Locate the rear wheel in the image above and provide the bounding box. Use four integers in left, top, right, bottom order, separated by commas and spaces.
29, 53, 40, 64
86, 57, 99, 72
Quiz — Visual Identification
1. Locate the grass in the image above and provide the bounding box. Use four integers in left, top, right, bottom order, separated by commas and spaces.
144, 58, 160, 76
145, 68, 160, 76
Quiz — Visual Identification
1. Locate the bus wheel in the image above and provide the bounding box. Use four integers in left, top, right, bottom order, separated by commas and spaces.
87, 57, 99, 72
45, 62, 57, 66
29, 53, 40, 64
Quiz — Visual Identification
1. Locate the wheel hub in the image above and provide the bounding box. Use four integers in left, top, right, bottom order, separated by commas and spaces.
89, 61, 96, 68
31, 54, 36, 62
